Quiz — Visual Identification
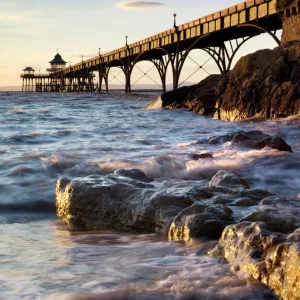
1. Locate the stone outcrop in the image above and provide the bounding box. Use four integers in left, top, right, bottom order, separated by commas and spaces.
56, 169, 241, 237
57, 169, 274, 237
210, 221, 300, 300
56, 170, 193, 234
242, 196, 300, 234
182, 75, 222, 116
169, 203, 234, 240
210, 194, 300, 300
207, 130, 293, 152
215, 43, 300, 121
208, 170, 250, 189
161, 75, 222, 116
56, 168, 300, 298
56, 169, 272, 239
161, 42, 300, 121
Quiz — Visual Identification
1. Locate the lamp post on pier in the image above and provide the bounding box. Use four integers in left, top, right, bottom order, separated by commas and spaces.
173, 13, 177, 30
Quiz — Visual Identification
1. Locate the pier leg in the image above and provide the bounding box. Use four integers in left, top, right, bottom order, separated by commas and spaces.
125, 71, 132, 94
151, 57, 168, 93
97, 66, 109, 93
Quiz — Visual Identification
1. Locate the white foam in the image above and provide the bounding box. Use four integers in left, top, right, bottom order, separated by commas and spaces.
146, 96, 162, 110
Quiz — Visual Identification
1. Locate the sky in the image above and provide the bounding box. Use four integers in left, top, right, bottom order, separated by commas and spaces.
0, 0, 281, 89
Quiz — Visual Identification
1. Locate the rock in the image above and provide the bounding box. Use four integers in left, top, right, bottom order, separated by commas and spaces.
183, 186, 214, 200
268, 137, 293, 152
213, 194, 258, 207
161, 42, 300, 121
204, 185, 270, 203
208, 170, 250, 189
211, 195, 300, 299
168, 203, 234, 240
235, 197, 257, 207
214, 43, 300, 121
114, 169, 153, 183
161, 75, 222, 116
161, 83, 202, 108
213, 195, 235, 205
208, 130, 293, 152
244, 196, 300, 234
56, 171, 194, 233
184, 75, 222, 116
189, 153, 213, 160
210, 221, 300, 300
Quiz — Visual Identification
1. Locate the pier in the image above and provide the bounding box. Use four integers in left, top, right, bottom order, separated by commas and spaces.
21, 0, 300, 93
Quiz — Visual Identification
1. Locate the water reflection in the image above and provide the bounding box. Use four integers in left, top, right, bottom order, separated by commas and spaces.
0, 219, 277, 299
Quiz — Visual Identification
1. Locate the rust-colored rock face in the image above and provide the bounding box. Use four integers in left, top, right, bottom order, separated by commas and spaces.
160, 42, 300, 121
214, 43, 300, 121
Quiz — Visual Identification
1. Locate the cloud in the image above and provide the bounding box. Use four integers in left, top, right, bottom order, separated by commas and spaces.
115, 1, 165, 10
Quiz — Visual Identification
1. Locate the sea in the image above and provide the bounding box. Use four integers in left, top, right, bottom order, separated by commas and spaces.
0, 92, 299, 300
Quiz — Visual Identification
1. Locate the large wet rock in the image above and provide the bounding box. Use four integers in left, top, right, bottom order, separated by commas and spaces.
168, 203, 234, 240
210, 221, 300, 300
161, 75, 222, 116
208, 170, 250, 189
57, 169, 265, 240
242, 196, 300, 234
215, 43, 300, 121
211, 195, 300, 299
160, 42, 300, 121
167, 170, 270, 223
208, 130, 293, 152
56, 170, 194, 233
161, 83, 201, 108
183, 75, 222, 116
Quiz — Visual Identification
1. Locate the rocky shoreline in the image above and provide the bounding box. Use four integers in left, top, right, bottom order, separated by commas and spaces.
55, 3, 300, 296
55, 130, 299, 299
161, 41, 300, 121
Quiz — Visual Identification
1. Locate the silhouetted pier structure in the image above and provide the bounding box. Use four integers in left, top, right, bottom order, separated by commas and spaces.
21, 0, 300, 93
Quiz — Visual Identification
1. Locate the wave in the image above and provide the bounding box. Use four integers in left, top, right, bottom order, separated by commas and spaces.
9, 108, 29, 114
9, 132, 40, 143
40, 155, 77, 172
146, 96, 162, 110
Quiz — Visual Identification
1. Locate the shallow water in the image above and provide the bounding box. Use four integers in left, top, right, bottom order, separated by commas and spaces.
0, 92, 299, 299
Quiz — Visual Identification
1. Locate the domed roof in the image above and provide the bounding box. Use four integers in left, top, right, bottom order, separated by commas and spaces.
49, 53, 67, 64
23, 67, 35, 72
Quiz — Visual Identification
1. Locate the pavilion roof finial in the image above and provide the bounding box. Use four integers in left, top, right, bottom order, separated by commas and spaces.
49, 52, 67, 64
